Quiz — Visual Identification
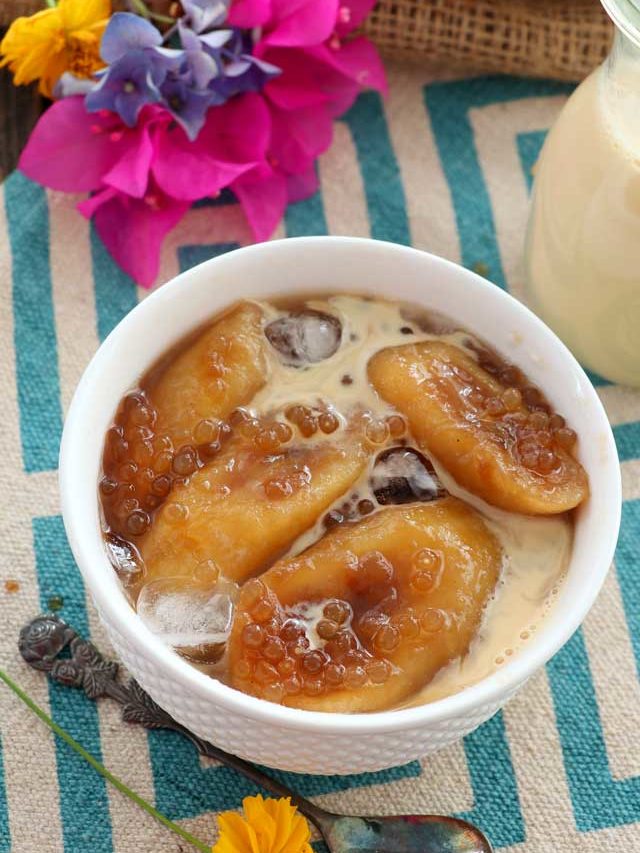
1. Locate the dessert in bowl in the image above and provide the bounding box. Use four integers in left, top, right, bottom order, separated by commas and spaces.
60, 237, 621, 774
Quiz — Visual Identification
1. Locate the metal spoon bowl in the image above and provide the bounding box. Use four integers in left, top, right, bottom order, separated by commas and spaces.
19, 614, 492, 853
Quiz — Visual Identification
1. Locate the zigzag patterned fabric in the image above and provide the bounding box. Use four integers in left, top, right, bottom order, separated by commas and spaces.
0, 63, 639, 853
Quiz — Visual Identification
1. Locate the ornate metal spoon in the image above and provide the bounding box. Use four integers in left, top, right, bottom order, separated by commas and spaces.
19, 614, 492, 853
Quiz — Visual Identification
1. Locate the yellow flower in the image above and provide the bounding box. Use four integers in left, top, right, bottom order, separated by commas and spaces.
0, 0, 110, 98
214, 795, 314, 853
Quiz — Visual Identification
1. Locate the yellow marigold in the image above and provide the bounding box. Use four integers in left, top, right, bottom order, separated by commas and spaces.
0, 0, 110, 98
214, 795, 314, 853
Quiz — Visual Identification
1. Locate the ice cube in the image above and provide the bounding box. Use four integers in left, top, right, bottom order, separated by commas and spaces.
137, 578, 236, 648
371, 447, 445, 505
265, 310, 342, 365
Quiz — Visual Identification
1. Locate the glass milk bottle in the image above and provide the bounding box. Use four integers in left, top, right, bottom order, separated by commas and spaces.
524, 0, 640, 386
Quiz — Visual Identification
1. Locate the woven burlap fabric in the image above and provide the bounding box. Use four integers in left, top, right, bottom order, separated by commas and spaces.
0, 0, 613, 81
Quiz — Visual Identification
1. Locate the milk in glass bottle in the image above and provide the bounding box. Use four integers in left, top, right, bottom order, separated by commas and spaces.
524, 0, 640, 386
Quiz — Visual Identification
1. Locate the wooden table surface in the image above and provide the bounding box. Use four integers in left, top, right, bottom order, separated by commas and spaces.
0, 32, 43, 180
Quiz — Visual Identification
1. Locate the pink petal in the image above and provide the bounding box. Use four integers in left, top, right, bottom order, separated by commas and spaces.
92, 189, 190, 287
151, 122, 256, 201
19, 97, 126, 193
103, 125, 154, 198
227, 0, 271, 27
232, 166, 287, 242
264, 0, 339, 47
261, 48, 330, 109
203, 92, 271, 163
334, 0, 377, 36
77, 186, 119, 219
286, 163, 319, 202
313, 37, 388, 95
270, 102, 333, 174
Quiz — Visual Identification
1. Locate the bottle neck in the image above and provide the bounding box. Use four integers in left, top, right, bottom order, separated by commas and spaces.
601, 0, 640, 50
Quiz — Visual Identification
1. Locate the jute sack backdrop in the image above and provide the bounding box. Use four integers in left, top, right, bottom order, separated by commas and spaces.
0, 0, 613, 81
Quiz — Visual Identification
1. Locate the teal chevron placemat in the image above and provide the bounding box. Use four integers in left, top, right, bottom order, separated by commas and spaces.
1, 63, 639, 852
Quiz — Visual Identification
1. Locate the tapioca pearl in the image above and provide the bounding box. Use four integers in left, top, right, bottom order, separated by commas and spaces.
549, 413, 565, 431
283, 675, 302, 694
208, 350, 227, 378
229, 407, 251, 428
263, 636, 286, 662
298, 414, 318, 438
126, 509, 150, 536
355, 551, 394, 588
254, 660, 280, 685
364, 419, 390, 446
289, 635, 311, 656
277, 656, 296, 676
535, 449, 559, 474
521, 447, 540, 469
239, 418, 261, 440
274, 422, 293, 443
485, 396, 506, 417
100, 477, 118, 496
325, 662, 345, 686
152, 450, 173, 475
367, 658, 392, 685
242, 622, 265, 648
358, 499, 375, 516
420, 608, 445, 633
303, 677, 325, 696
262, 682, 285, 703
319, 412, 339, 434
193, 559, 220, 587
255, 427, 281, 452
386, 415, 406, 438
323, 509, 344, 529
151, 474, 172, 497
528, 410, 549, 430
326, 630, 356, 659
250, 598, 275, 623
342, 648, 368, 668
280, 619, 305, 644
162, 502, 189, 523
499, 365, 520, 386
239, 578, 266, 609
172, 446, 198, 476
344, 665, 367, 689
502, 387, 522, 411
374, 624, 400, 653
323, 600, 351, 625
555, 427, 577, 449
522, 386, 544, 409
193, 418, 222, 446
121, 497, 139, 516
392, 612, 420, 640
119, 461, 138, 482
316, 619, 339, 640
263, 478, 293, 500
284, 405, 306, 425
357, 612, 387, 643
107, 427, 129, 462
468, 388, 486, 409
132, 440, 154, 466
235, 660, 252, 679
300, 649, 329, 675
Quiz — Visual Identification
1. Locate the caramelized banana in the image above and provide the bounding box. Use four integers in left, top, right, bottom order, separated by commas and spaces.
228, 499, 502, 711
147, 301, 267, 447
368, 341, 588, 514
136, 435, 369, 594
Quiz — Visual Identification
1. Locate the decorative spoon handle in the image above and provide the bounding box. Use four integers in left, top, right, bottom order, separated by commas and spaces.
18, 614, 329, 827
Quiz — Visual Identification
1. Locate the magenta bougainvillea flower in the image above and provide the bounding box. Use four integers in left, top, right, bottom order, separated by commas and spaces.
18, 0, 386, 287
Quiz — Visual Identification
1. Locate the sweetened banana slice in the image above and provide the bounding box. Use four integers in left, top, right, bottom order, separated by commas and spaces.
147, 301, 268, 447
136, 435, 369, 593
368, 341, 588, 514
228, 498, 502, 712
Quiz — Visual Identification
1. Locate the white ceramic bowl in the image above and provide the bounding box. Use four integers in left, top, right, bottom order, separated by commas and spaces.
59, 237, 621, 775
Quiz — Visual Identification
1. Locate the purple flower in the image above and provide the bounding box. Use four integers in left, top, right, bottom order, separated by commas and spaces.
211, 30, 280, 99
181, 0, 229, 34
86, 14, 174, 126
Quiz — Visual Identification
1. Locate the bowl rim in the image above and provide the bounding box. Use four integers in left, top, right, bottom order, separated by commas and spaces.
59, 236, 622, 735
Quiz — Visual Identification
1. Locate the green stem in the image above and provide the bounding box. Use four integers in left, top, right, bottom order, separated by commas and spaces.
44, 0, 56, 7
128, 0, 177, 24
0, 668, 211, 853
